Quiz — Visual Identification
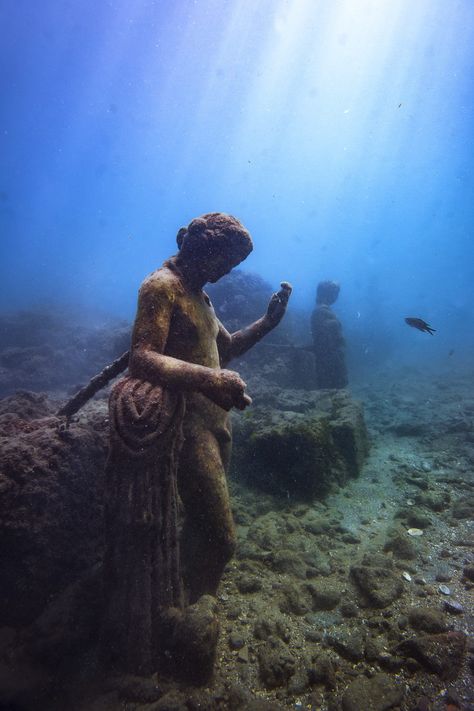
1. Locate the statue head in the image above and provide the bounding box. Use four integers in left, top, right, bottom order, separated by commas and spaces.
175, 213, 253, 283
316, 280, 340, 306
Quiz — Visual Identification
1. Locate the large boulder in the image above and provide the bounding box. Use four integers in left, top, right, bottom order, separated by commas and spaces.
0, 391, 108, 625
232, 388, 368, 499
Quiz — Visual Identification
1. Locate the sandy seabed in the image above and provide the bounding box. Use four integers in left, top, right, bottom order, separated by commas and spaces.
0, 360, 472, 711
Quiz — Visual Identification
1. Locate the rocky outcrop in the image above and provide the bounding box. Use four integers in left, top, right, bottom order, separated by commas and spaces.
395, 631, 467, 680
0, 391, 107, 625
232, 387, 369, 499
342, 672, 404, 711
0, 310, 130, 396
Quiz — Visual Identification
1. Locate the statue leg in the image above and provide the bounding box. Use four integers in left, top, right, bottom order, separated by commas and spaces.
178, 430, 236, 602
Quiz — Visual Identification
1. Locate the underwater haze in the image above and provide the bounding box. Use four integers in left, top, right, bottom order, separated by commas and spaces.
1, 0, 474, 368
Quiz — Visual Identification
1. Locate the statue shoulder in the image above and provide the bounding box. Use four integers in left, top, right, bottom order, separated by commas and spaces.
139, 266, 184, 303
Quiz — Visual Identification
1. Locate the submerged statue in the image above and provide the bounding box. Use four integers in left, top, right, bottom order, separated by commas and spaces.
101, 213, 291, 678
311, 280, 348, 389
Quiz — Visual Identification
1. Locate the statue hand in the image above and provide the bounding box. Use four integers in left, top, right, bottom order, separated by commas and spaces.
266, 281, 292, 326
209, 370, 252, 411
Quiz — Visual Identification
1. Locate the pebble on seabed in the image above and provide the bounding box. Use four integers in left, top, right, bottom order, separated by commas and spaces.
407, 528, 424, 537
438, 584, 451, 595
444, 599, 463, 614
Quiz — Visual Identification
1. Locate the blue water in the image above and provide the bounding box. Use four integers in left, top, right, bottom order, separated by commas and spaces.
1, 0, 473, 369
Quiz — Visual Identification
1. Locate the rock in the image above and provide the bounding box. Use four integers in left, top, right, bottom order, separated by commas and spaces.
395, 631, 467, 680
270, 549, 307, 579
279, 583, 311, 616
0, 310, 130, 396
406, 510, 431, 529
341, 672, 404, 710
236, 575, 262, 593
232, 389, 368, 500
462, 564, 474, 582
378, 653, 405, 671
415, 492, 450, 512
0, 393, 107, 625
301, 547, 331, 576
444, 599, 463, 615
383, 529, 418, 560
246, 513, 281, 550
308, 654, 337, 690
229, 684, 288, 711
327, 630, 365, 662
434, 564, 452, 582
407, 607, 447, 633
365, 637, 384, 662
405, 476, 429, 491
258, 636, 296, 688
226, 603, 242, 620
306, 584, 341, 611
18, 565, 102, 666
237, 645, 249, 663
350, 564, 403, 608
300, 512, 331, 535
451, 496, 474, 520
254, 614, 291, 643
412, 697, 431, 711
237, 415, 335, 499
340, 602, 359, 618
229, 632, 246, 650
288, 668, 311, 694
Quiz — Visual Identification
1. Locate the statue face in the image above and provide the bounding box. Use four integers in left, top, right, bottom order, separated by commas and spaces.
205, 249, 245, 283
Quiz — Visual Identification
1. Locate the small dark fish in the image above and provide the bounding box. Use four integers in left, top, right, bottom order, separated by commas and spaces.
405, 317, 436, 335
398, 103, 402, 108
448, 349, 454, 357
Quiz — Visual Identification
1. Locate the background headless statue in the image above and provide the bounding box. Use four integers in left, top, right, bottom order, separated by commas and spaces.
311, 280, 348, 389
102, 212, 291, 675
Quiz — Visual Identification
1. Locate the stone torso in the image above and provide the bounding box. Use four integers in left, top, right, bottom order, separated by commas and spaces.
138, 266, 229, 435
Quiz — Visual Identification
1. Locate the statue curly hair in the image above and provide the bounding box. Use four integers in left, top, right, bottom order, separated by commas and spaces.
176, 213, 253, 261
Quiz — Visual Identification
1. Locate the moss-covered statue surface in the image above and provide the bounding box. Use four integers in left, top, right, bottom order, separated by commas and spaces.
101, 213, 291, 678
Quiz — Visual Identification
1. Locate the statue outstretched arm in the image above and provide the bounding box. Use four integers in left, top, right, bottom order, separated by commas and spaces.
218, 282, 292, 366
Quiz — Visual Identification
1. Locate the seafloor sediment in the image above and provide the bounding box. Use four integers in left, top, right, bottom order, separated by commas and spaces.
0, 357, 472, 710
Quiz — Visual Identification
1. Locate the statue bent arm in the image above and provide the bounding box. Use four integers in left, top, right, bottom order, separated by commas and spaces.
129, 280, 250, 411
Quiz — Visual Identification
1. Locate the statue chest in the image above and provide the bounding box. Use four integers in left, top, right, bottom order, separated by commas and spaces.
169, 291, 220, 367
